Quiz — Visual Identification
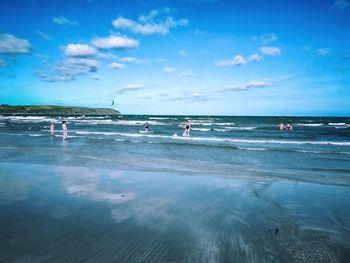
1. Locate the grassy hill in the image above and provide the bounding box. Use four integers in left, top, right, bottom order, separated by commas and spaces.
0, 104, 120, 115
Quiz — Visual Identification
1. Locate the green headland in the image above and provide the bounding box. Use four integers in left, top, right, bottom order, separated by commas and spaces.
0, 104, 120, 116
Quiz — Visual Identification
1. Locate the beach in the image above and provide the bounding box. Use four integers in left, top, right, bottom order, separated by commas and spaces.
1, 115, 350, 262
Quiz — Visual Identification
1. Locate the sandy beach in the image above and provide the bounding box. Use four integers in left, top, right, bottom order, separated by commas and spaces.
1, 162, 349, 262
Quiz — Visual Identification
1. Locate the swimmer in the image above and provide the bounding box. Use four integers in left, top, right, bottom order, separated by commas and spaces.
286, 123, 293, 131
184, 120, 191, 136
279, 122, 285, 130
62, 120, 68, 140
50, 122, 55, 135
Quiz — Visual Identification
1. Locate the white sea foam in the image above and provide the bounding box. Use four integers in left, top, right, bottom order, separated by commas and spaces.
215, 123, 236, 126
215, 127, 257, 132
238, 147, 268, 151
295, 123, 324, 126
191, 123, 212, 126
328, 123, 346, 126
191, 128, 211, 132
5, 116, 56, 123
75, 131, 117, 136
75, 131, 350, 146
230, 127, 257, 130
28, 134, 45, 137
148, 117, 173, 120
296, 149, 350, 155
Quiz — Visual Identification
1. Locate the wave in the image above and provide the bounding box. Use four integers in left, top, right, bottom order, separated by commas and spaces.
28, 134, 46, 137
74, 131, 350, 146
295, 123, 324, 126
328, 123, 346, 126
214, 127, 256, 132
76, 131, 117, 136
74, 119, 167, 126
237, 147, 268, 151
3, 116, 57, 123
295, 149, 350, 155
191, 128, 211, 132
148, 117, 174, 120
228, 127, 257, 130
215, 123, 236, 126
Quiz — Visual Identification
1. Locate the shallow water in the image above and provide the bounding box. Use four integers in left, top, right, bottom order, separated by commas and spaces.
0, 115, 349, 262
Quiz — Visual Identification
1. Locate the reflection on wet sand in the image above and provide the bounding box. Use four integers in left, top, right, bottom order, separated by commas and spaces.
0, 162, 349, 262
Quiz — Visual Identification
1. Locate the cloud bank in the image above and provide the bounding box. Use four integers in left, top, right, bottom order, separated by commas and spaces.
0, 34, 32, 54
112, 9, 188, 35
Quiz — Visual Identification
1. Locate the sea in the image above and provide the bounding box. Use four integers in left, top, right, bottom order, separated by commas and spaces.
0, 115, 350, 262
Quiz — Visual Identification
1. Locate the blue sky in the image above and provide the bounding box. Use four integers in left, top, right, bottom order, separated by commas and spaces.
0, 0, 349, 115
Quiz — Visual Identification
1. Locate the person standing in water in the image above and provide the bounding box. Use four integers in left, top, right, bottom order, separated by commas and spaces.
50, 122, 55, 135
184, 120, 191, 136
279, 122, 285, 130
62, 121, 68, 140
286, 123, 293, 131
144, 121, 149, 131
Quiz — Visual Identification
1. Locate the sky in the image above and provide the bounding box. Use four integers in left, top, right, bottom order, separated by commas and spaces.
0, 0, 349, 116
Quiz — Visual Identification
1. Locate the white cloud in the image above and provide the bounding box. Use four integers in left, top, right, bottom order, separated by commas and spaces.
260, 46, 281, 56
179, 50, 187, 57
126, 84, 143, 89
248, 53, 263, 62
118, 84, 144, 94
161, 91, 209, 102
215, 55, 247, 66
112, 9, 188, 35
316, 48, 331, 56
36, 72, 74, 82
138, 8, 172, 23
36, 31, 52, 40
119, 57, 148, 64
63, 44, 97, 57
0, 34, 32, 54
192, 92, 207, 100
252, 33, 277, 44
224, 80, 271, 91
60, 58, 100, 72
37, 58, 100, 82
163, 67, 176, 73
91, 35, 138, 49
53, 16, 78, 26
333, 0, 349, 9
109, 62, 127, 69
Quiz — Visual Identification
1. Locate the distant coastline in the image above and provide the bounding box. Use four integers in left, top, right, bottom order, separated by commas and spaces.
0, 104, 120, 116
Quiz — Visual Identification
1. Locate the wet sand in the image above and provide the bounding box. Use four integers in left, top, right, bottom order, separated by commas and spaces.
0, 162, 349, 262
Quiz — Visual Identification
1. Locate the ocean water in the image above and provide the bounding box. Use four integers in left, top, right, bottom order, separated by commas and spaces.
0, 115, 350, 262
1, 115, 349, 184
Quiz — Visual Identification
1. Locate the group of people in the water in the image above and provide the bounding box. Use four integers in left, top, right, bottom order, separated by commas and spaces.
144, 120, 191, 137
49, 121, 68, 140
279, 122, 293, 131
49, 119, 292, 140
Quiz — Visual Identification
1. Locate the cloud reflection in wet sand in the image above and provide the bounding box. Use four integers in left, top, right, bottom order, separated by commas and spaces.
57, 166, 136, 204
0, 163, 349, 262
